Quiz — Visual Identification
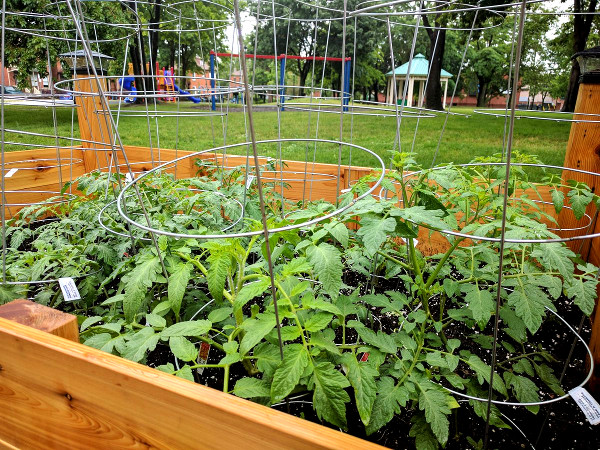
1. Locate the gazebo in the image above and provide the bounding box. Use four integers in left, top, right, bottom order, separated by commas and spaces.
385, 53, 452, 108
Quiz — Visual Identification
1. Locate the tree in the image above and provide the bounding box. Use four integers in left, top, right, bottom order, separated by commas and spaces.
116, 0, 226, 103
3, 0, 127, 89
245, 0, 389, 100
422, 12, 447, 110
418, 0, 511, 110
520, 6, 556, 108
158, 1, 227, 87
246, 1, 320, 97
471, 46, 506, 106
561, 0, 598, 111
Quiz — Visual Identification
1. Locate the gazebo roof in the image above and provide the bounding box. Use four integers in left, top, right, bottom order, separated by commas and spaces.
386, 53, 452, 78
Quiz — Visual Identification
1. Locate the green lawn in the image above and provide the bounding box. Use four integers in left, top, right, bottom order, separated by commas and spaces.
2, 102, 572, 172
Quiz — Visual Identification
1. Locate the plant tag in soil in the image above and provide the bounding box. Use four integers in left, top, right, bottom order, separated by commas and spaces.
196, 342, 211, 375
5, 168, 18, 178
58, 277, 81, 302
569, 386, 600, 425
125, 172, 133, 184
246, 175, 255, 189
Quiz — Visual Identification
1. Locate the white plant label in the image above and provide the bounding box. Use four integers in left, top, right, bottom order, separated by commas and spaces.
58, 277, 81, 302
569, 386, 600, 425
125, 173, 133, 183
399, 236, 419, 247
246, 175, 255, 189
5, 168, 18, 178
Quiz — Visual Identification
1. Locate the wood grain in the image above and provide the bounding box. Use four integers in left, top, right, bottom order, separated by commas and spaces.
120, 146, 350, 204
0, 317, 384, 449
558, 83, 600, 265
556, 83, 600, 393
0, 299, 79, 342
73, 76, 113, 173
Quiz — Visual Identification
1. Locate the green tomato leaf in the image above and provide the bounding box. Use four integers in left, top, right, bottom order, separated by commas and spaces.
234, 377, 271, 399
208, 307, 233, 323
169, 336, 198, 362
530, 243, 574, 280
175, 365, 194, 382
568, 188, 593, 220
234, 278, 270, 313
80, 316, 103, 332
281, 257, 312, 277
309, 329, 341, 356
168, 262, 192, 316
271, 344, 310, 403
505, 372, 540, 414
391, 206, 451, 231
464, 354, 508, 397
304, 312, 333, 332
463, 285, 494, 325
207, 251, 232, 303
145, 313, 166, 328
507, 283, 552, 334
312, 362, 351, 430
306, 242, 343, 298
409, 413, 439, 450
533, 362, 565, 396
416, 380, 452, 446
301, 294, 342, 315
356, 215, 396, 256
550, 188, 564, 214
349, 322, 397, 354
240, 313, 277, 355
341, 353, 378, 426
122, 252, 162, 322
326, 221, 349, 248
365, 377, 408, 435
123, 327, 160, 362
565, 277, 597, 315
161, 320, 211, 338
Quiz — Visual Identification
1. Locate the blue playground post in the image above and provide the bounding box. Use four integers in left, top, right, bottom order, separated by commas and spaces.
210, 52, 216, 111
279, 55, 286, 111
343, 59, 351, 112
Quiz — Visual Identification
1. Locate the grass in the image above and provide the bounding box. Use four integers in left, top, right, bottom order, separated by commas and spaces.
2, 101, 572, 173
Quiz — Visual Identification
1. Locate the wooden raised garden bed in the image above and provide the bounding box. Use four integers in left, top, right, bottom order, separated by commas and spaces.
1, 135, 599, 448
0, 313, 380, 449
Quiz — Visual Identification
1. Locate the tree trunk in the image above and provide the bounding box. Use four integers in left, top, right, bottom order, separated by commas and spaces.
562, 0, 598, 112
128, 37, 147, 105
149, 0, 161, 70
477, 79, 488, 107
169, 43, 175, 73
297, 60, 312, 97
181, 49, 189, 89
424, 28, 446, 110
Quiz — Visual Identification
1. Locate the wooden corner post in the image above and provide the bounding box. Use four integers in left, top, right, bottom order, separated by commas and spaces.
73, 73, 114, 174
558, 51, 600, 392
0, 299, 79, 342
558, 82, 600, 263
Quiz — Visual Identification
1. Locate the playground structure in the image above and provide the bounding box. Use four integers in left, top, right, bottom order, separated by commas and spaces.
155, 63, 176, 102
208, 50, 352, 111
118, 62, 204, 104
